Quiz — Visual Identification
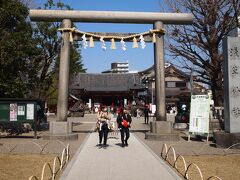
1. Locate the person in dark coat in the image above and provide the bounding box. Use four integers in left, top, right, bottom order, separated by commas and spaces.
143, 105, 149, 124
117, 108, 132, 147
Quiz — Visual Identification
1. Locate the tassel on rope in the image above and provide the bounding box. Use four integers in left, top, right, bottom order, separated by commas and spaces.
120, 38, 127, 51
69, 27, 76, 43
69, 32, 73, 42
110, 38, 116, 50
89, 36, 94, 48
132, 37, 138, 48
152, 33, 156, 43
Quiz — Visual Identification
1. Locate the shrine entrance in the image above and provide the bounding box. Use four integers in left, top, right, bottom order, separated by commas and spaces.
29, 9, 193, 140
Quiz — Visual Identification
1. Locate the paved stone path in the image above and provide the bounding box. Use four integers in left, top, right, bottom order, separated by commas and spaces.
60, 132, 181, 180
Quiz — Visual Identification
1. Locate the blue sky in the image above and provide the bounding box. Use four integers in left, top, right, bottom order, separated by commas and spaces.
33, 0, 166, 73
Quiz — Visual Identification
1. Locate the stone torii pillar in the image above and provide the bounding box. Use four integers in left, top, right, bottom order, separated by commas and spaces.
46, 19, 76, 140
49, 19, 75, 139
145, 20, 177, 141
57, 19, 71, 122
154, 21, 165, 121
29, 10, 193, 140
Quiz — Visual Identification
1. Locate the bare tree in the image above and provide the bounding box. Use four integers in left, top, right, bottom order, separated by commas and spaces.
163, 0, 239, 106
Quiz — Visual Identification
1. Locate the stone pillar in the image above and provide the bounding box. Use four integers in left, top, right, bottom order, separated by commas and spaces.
145, 21, 179, 141
57, 19, 71, 122
47, 19, 78, 140
154, 21, 166, 121
223, 37, 240, 133
214, 24, 240, 147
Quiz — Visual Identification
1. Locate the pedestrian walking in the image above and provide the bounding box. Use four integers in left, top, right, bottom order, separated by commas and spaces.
117, 108, 132, 147
143, 105, 149, 124
96, 107, 111, 147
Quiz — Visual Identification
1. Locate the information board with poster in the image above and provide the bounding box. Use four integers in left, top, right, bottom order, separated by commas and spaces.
9, 103, 17, 121
26, 104, 34, 120
17, 105, 25, 116
188, 95, 211, 141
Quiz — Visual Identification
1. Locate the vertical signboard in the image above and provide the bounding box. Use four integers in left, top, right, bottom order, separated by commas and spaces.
88, 99, 92, 108
124, 99, 127, 106
223, 37, 240, 133
189, 95, 210, 134
151, 104, 156, 114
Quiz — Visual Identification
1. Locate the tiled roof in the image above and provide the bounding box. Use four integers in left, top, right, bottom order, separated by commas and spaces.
70, 73, 146, 92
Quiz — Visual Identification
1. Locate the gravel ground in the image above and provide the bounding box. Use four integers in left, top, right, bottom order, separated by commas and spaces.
0, 154, 56, 180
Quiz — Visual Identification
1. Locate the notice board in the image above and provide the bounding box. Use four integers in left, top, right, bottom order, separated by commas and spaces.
189, 95, 211, 134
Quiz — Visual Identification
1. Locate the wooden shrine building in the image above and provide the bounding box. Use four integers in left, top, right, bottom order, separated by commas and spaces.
69, 73, 146, 107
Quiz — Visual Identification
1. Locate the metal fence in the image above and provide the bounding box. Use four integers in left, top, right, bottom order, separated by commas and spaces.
28, 144, 70, 180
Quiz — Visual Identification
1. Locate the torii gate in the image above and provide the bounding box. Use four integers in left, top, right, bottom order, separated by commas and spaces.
30, 10, 193, 140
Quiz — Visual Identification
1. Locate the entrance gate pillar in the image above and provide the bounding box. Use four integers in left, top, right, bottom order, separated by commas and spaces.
48, 19, 78, 140
146, 21, 179, 141
154, 21, 166, 121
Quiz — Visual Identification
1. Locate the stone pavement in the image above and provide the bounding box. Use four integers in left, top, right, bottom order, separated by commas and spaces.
60, 132, 181, 180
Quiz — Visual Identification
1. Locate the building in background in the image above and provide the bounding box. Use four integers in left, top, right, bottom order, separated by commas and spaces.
111, 62, 129, 73
69, 62, 207, 114
102, 61, 138, 73
139, 63, 207, 111
69, 73, 146, 108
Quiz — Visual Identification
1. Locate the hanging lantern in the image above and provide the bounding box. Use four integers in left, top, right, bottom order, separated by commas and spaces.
120, 38, 127, 51
89, 36, 94, 48
110, 38, 116, 50
152, 33, 156, 43
132, 37, 138, 48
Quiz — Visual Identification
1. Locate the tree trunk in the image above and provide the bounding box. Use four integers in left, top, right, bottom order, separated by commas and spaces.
211, 76, 223, 107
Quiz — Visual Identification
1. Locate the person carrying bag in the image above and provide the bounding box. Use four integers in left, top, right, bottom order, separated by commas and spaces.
117, 108, 132, 147
96, 107, 111, 147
